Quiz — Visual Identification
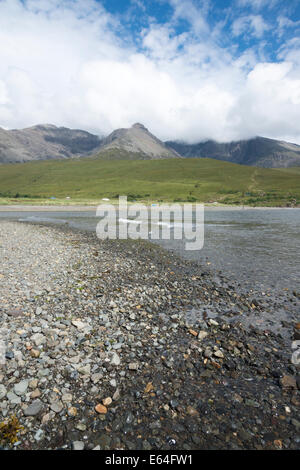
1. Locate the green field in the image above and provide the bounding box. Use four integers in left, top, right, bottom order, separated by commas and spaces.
0, 157, 299, 206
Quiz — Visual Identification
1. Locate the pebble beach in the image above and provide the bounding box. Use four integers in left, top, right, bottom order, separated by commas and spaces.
0, 221, 299, 450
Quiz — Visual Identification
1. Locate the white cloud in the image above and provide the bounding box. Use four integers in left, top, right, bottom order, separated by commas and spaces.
277, 16, 300, 37
168, 0, 210, 36
141, 25, 187, 60
229, 62, 300, 142
232, 15, 270, 38
0, 0, 299, 144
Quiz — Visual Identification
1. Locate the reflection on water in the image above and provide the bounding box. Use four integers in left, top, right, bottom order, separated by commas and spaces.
0, 208, 299, 292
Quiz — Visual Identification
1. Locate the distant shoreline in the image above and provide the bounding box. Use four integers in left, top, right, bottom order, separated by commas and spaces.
0, 203, 299, 212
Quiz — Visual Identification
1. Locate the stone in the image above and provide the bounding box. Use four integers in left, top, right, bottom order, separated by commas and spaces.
41, 413, 52, 424
128, 362, 139, 370
24, 399, 43, 416
78, 364, 91, 375
293, 329, 300, 341
14, 379, 29, 396
29, 379, 38, 389
111, 353, 121, 366
214, 350, 224, 359
68, 407, 78, 417
98, 434, 111, 449
5, 351, 14, 360
72, 320, 87, 330
144, 382, 154, 393
72, 441, 85, 450
103, 397, 112, 406
113, 389, 120, 401
62, 393, 73, 402
7, 309, 23, 317
50, 401, 64, 413
30, 349, 41, 358
186, 406, 199, 416
292, 419, 300, 430
198, 331, 208, 340
238, 429, 252, 441
0, 384, 7, 400
280, 375, 297, 389
143, 440, 152, 450
31, 333, 46, 347
189, 329, 198, 337
76, 423, 86, 431
14, 350, 23, 362
91, 373, 102, 384
31, 389, 41, 399
95, 404, 107, 414
204, 348, 213, 358
69, 355, 80, 364
7, 392, 21, 405
34, 429, 44, 441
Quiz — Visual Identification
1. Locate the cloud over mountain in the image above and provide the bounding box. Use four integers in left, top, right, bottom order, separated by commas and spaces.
0, 0, 299, 144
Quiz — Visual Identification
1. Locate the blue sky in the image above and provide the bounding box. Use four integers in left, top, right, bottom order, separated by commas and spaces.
0, 0, 300, 143
101, 0, 300, 62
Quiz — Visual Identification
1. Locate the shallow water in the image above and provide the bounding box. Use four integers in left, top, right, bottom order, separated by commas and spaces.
0, 208, 299, 293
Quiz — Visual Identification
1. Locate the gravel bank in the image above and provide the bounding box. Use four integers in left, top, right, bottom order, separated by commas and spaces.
0, 221, 299, 450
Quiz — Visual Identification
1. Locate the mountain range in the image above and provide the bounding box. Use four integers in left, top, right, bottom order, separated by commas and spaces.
0, 122, 300, 168
0, 124, 101, 163
166, 137, 300, 168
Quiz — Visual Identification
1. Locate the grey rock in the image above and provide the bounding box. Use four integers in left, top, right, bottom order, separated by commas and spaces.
111, 353, 121, 366
34, 429, 44, 441
77, 364, 91, 375
0, 384, 7, 400
31, 333, 46, 346
72, 441, 85, 450
24, 399, 43, 416
50, 401, 64, 413
14, 379, 29, 396
7, 392, 21, 405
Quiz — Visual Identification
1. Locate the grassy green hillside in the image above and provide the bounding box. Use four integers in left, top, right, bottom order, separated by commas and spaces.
0, 157, 299, 206
275, 167, 300, 175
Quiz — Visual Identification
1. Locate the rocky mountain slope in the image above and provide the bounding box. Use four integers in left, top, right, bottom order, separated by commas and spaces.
166, 136, 300, 168
1, 122, 300, 167
0, 124, 101, 163
95, 123, 180, 160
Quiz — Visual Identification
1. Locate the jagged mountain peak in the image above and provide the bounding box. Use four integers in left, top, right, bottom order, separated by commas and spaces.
131, 123, 148, 131
96, 124, 180, 160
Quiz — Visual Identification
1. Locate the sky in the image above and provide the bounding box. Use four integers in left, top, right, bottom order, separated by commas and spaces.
0, 0, 299, 143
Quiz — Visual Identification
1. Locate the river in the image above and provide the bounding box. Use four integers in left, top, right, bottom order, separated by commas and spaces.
1, 207, 299, 294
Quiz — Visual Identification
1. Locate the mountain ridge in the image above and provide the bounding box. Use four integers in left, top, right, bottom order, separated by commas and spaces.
0, 122, 300, 168
95, 123, 180, 160
0, 124, 102, 163
166, 136, 300, 168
